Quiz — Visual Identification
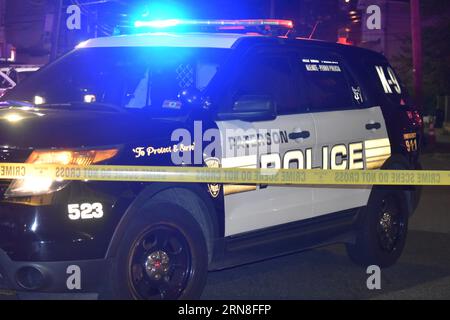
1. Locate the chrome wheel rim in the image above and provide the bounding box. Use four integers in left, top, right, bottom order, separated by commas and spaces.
376, 195, 405, 253
129, 225, 192, 300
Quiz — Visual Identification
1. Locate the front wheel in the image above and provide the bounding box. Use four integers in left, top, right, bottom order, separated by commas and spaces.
346, 187, 409, 268
109, 203, 208, 300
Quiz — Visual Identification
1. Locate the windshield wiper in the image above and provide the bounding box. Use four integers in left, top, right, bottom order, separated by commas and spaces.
1, 99, 124, 112
39, 101, 124, 112
0, 100, 35, 108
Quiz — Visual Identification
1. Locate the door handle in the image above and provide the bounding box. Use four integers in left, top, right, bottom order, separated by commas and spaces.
365, 122, 381, 130
289, 131, 310, 140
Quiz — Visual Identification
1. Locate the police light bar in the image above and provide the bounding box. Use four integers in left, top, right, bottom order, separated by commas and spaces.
134, 19, 294, 30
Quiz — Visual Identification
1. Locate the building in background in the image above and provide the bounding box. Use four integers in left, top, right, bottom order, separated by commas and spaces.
357, 0, 411, 62
0, 0, 412, 65
0, 0, 111, 64
0, 0, 11, 62
2, 0, 55, 64
1, 0, 359, 64
335, 0, 411, 62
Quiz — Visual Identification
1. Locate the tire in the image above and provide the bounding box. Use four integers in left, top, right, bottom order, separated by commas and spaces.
346, 187, 409, 268
108, 202, 208, 300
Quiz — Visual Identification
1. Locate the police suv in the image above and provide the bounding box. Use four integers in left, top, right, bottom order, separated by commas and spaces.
0, 19, 422, 299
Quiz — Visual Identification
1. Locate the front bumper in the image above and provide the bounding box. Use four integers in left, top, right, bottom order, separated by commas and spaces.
0, 248, 109, 300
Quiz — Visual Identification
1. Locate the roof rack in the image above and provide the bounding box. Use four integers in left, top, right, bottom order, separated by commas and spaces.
129, 19, 295, 37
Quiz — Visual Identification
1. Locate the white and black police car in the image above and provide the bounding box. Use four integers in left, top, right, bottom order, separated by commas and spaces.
0, 19, 422, 299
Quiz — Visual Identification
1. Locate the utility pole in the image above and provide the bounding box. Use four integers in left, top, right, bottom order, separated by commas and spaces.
0, 0, 5, 59
50, 0, 63, 61
269, 0, 275, 18
410, 0, 423, 109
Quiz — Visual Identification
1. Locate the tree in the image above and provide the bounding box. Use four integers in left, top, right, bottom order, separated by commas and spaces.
393, 1, 450, 114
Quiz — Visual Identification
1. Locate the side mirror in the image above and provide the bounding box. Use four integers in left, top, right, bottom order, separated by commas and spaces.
217, 95, 276, 122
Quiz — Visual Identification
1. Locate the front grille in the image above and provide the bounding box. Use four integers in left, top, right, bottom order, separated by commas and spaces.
0, 147, 31, 197
0, 181, 9, 198
0, 263, 11, 290
0, 147, 30, 163
0, 270, 16, 298
0, 271, 7, 289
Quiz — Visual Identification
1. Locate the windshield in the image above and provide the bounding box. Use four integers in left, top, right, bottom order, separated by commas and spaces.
1, 47, 229, 110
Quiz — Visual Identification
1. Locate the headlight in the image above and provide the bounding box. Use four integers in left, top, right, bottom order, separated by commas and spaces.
4, 148, 118, 198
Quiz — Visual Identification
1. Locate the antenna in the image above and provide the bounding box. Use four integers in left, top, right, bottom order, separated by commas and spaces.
309, 21, 321, 39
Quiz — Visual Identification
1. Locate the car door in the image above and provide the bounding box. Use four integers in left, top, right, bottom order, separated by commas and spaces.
297, 51, 390, 216
215, 49, 316, 236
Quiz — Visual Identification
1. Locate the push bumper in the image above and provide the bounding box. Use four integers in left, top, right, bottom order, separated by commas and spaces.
0, 248, 110, 300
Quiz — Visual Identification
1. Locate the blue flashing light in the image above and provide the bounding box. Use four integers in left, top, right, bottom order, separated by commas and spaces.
130, 2, 190, 26
133, 19, 295, 30
134, 19, 181, 28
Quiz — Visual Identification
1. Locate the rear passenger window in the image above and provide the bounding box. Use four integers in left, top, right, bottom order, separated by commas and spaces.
233, 54, 301, 115
369, 62, 410, 106
299, 56, 359, 111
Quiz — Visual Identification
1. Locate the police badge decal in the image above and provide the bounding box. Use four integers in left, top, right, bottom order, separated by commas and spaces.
204, 157, 221, 198
352, 86, 364, 104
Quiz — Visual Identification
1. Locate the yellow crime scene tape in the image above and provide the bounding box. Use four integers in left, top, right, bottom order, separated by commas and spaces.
0, 162, 449, 186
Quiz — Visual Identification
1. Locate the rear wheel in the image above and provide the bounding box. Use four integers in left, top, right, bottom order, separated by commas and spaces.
110, 203, 208, 300
346, 187, 409, 268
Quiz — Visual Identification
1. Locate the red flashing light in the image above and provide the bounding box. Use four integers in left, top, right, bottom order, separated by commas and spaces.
337, 37, 353, 45
134, 19, 294, 30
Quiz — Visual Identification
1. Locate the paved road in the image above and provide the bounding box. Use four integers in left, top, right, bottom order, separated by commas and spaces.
202, 151, 450, 300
